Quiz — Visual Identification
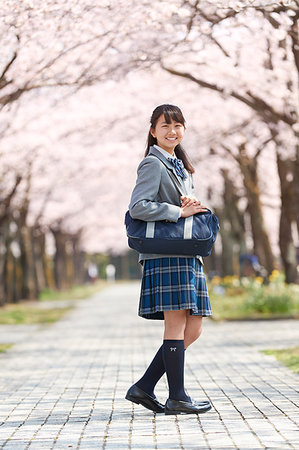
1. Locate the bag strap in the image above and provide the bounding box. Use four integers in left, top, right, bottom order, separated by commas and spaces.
168, 170, 186, 197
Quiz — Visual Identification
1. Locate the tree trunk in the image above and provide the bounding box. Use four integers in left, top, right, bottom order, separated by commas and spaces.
293, 134, 299, 235
120, 253, 130, 280
31, 227, 48, 292
202, 247, 220, 279
0, 221, 10, 305
290, 14, 299, 233
11, 252, 19, 303
238, 144, 275, 275
214, 170, 248, 277
18, 223, 38, 299
3, 247, 13, 303
51, 226, 68, 290
222, 169, 247, 274
213, 206, 233, 276
0, 238, 5, 305
1, 219, 24, 304
276, 153, 298, 283
71, 232, 85, 285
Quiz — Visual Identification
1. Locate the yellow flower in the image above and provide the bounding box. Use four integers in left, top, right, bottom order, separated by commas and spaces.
269, 270, 281, 283
223, 276, 233, 284
272, 270, 279, 276
211, 276, 221, 285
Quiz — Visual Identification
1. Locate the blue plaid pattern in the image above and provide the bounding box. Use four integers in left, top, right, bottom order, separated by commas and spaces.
139, 257, 212, 320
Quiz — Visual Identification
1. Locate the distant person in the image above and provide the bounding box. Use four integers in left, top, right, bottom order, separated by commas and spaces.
87, 263, 98, 283
105, 264, 116, 282
125, 104, 212, 415
240, 254, 267, 278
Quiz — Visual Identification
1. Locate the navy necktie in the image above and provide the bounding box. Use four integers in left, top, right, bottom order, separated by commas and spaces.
168, 158, 187, 180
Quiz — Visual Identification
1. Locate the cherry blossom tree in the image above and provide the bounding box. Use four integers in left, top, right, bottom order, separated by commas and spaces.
152, 0, 298, 280
0, 0, 298, 305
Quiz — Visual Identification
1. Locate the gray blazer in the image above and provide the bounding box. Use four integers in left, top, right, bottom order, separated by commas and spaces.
129, 146, 202, 263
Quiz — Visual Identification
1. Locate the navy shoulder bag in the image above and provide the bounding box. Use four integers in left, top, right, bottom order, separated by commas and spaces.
125, 156, 219, 256
125, 209, 219, 257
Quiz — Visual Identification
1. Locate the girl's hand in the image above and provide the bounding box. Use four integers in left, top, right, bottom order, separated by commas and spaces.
181, 195, 202, 208
180, 203, 208, 218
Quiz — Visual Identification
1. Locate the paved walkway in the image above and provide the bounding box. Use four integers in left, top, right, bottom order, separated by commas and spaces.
0, 282, 298, 449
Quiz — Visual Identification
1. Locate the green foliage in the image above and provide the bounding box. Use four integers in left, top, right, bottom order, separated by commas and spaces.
262, 347, 299, 374
209, 293, 246, 320
0, 306, 72, 324
39, 280, 106, 301
0, 281, 107, 325
242, 288, 294, 314
210, 271, 299, 320
0, 344, 13, 353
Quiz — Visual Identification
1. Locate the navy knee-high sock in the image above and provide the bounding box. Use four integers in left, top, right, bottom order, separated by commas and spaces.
135, 345, 165, 397
163, 339, 190, 402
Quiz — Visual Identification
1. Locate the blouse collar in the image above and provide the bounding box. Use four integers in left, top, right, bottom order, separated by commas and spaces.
153, 144, 176, 160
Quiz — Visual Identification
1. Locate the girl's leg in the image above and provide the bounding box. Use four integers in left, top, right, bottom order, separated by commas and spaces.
184, 315, 203, 349
163, 310, 190, 401
135, 345, 164, 397
163, 309, 187, 340
135, 313, 203, 396
135, 310, 188, 396
135, 309, 188, 396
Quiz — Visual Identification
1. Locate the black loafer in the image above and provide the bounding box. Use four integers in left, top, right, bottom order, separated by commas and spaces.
125, 384, 165, 413
165, 398, 212, 415
192, 399, 210, 407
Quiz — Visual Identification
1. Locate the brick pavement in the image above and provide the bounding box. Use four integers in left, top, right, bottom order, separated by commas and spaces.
0, 282, 298, 449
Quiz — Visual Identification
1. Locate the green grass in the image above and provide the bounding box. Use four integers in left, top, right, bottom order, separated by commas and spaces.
0, 343, 13, 353
210, 291, 299, 321
210, 292, 246, 320
0, 281, 107, 325
39, 281, 106, 301
0, 305, 72, 325
262, 347, 299, 374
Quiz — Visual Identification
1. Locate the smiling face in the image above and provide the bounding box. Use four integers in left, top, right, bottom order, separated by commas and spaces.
150, 114, 185, 155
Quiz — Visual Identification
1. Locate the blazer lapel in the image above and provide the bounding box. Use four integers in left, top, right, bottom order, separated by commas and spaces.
148, 147, 187, 194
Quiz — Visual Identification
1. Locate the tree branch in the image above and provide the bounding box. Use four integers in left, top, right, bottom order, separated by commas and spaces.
254, 135, 275, 161
185, 0, 200, 36
0, 53, 17, 90
0, 30, 115, 108
0, 62, 117, 108
0, 34, 19, 90
32, 30, 113, 79
161, 63, 296, 126
222, 144, 240, 163
0, 174, 22, 226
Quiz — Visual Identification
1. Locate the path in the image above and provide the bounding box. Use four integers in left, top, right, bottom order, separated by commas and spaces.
0, 282, 298, 449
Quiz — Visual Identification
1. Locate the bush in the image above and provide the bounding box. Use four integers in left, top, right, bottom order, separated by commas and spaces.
241, 271, 298, 315
209, 271, 299, 319
242, 288, 294, 314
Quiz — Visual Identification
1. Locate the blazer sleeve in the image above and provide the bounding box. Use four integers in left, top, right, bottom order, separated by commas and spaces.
129, 157, 181, 222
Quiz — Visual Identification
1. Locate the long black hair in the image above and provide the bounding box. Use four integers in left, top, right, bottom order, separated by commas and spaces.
145, 104, 195, 174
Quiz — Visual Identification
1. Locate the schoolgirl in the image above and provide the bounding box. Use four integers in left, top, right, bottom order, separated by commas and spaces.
125, 104, 212, 415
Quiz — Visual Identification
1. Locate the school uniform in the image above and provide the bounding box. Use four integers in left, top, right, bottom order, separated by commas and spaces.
129, 145, 212, 320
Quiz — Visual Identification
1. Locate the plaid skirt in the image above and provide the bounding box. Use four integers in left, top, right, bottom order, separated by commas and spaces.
139, 257, 212, 320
